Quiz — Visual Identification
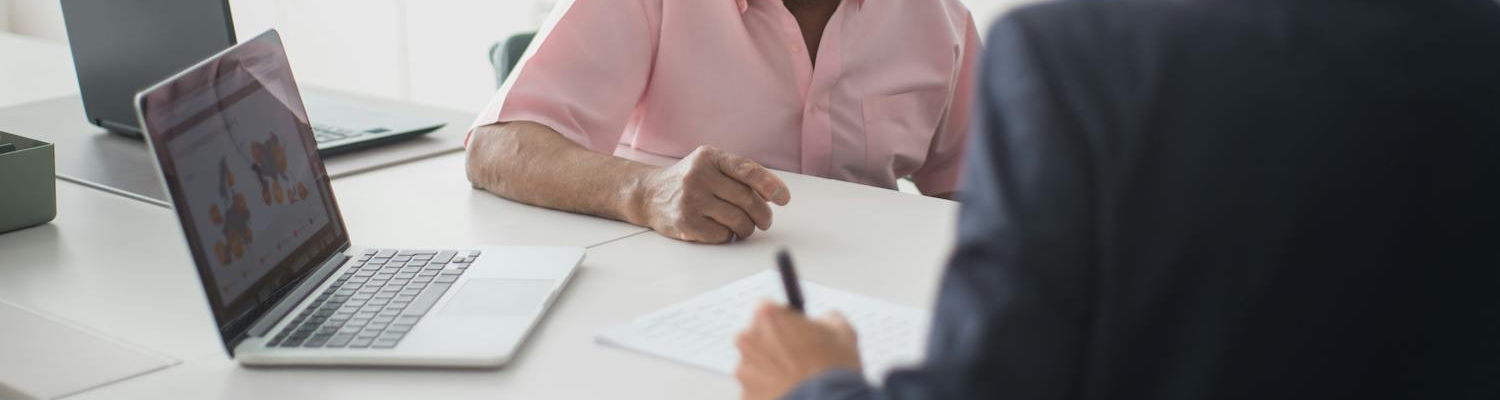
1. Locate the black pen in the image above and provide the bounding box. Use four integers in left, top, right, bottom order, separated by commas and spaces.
775, 249, 806, 313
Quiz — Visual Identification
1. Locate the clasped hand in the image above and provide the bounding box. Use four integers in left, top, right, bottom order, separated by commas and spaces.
632, 146, 792, 243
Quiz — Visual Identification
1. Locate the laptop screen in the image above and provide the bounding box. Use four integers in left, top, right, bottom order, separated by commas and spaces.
136, 30, 349, 351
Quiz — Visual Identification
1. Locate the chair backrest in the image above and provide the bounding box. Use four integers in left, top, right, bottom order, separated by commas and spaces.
489, 32, 537, 88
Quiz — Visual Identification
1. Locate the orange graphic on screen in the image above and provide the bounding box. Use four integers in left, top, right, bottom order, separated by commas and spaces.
250, 133, 310, 206
209, 158, 254, 265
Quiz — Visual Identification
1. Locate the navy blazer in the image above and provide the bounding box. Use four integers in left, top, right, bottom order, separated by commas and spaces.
786, 0, 1500, 398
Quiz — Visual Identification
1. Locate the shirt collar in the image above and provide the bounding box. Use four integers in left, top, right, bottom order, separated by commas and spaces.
735, 0, 864, 14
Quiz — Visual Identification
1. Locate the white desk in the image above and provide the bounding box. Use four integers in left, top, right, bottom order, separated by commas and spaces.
0, 180, 224, 361
59, 160, 958, 400
0, 153, 649, 355
330, 153, 648, 249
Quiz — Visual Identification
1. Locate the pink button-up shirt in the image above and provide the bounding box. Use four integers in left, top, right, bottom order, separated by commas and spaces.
474, 0, 981, 195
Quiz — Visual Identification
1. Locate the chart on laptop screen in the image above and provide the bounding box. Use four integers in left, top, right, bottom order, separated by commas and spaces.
166, 84, 330, 301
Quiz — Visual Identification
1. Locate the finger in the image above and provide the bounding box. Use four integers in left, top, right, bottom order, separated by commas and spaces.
756, 299, 790, 324
749, 299, 780, 327
749, 301, 806, 368
816, 311, 850, 328
735, 365, 779, 400
818, 311, 858, 341
733, 362, 762, 391
680, 216, 733, 244
736, 341, 778, 375
740, 306, 794, 372
735, 331, 755, 355
756, 299, 779, 314
700, 198, 757, 240
713, 152, 791, 206
709, 176, 774, 230
763, 303, 812, 340
735, 330, 773, 366
734, 353, 774, 400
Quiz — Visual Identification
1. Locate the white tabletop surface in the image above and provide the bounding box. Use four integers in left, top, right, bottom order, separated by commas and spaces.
59, 163, 959, 400
0, 180, 226, 361
0, 299, 175, 400
330, 153, 649, 249
0, 153, 650, 353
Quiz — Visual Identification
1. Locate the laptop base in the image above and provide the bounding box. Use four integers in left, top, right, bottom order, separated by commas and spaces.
234, 246, 583, 369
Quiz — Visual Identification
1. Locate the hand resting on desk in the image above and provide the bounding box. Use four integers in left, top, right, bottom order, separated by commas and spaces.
466, 121, 790, 244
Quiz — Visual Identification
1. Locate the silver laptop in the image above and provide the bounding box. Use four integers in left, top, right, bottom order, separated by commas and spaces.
133, 29, 581, 367
61, 0, 445, 156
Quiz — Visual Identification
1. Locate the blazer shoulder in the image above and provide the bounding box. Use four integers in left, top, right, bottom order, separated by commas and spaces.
992, 0, 1219, 38
984, 0, 1231, 65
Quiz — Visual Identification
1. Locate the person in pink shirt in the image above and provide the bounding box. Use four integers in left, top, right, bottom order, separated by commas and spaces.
466, 0, 982, 244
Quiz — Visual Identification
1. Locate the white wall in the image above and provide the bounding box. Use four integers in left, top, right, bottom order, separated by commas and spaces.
402, 0, 555, 112
6, 0, 65, 41
968, 0, 1031, 33
4, 0, 1037, 114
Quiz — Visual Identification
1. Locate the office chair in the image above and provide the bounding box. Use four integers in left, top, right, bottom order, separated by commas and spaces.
488, 32, 536, 88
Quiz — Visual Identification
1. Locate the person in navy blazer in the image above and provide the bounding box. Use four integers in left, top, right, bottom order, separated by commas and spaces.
734, 0, 1500, 399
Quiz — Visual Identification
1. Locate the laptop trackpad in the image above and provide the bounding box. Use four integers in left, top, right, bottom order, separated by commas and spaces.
440, 279, 555, 317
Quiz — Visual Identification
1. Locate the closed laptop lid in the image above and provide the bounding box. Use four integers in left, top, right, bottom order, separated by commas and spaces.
60, 0, 235, 133
133, 30, 351, 355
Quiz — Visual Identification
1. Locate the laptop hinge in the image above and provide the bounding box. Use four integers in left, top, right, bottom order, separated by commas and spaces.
98, 119, 143, 137
246, 250, 351, 338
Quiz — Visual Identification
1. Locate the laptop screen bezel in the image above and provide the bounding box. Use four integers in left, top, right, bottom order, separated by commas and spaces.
133, 29, 352, 355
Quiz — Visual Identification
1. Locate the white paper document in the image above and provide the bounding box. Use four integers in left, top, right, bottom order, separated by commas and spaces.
597, 271, 931, 382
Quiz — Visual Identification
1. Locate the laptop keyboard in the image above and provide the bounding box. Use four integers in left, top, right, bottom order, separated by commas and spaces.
266, 249, 482, 349
312, 123, 390, 144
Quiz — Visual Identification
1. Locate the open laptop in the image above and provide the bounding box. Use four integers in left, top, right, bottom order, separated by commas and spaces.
133, 29, 581, 367
61, 0, 445, 156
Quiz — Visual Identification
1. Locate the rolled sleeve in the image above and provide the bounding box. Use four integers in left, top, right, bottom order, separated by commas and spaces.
469, 0, 657, 154
911, 13, 982, 196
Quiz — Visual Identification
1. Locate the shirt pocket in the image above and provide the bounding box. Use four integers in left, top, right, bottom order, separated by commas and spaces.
861, 88, 949, 181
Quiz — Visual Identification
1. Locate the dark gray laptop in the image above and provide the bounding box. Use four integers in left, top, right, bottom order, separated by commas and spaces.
60, 0, 445, 156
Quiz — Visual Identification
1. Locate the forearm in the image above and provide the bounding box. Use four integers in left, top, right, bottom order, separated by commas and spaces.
465, 121, 656, 225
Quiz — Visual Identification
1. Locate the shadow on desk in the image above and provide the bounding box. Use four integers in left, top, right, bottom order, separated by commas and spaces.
0, 223, 61, 270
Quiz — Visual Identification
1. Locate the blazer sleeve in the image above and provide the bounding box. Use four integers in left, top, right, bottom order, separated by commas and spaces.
783, 11, 1098, 400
